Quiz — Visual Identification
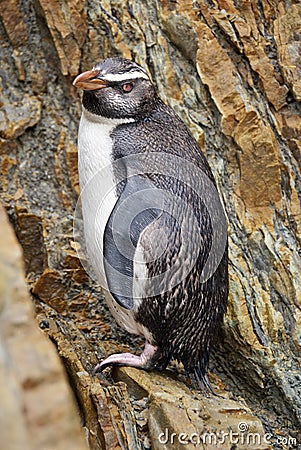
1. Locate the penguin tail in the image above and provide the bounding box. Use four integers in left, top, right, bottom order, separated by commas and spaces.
192, 368, 215, 395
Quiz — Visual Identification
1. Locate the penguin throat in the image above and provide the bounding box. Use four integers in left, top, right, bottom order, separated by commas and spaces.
82, 106, 135, 125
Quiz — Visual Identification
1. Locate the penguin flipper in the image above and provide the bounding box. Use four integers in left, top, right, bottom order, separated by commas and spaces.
103, 174, 163, 310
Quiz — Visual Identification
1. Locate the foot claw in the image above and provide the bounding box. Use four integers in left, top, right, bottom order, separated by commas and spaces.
92, 362, 107, 375
92, 353, 125, 375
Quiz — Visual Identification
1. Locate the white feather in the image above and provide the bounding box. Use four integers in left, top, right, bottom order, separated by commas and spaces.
93, 70, 150, 82
78, 108, 120, 281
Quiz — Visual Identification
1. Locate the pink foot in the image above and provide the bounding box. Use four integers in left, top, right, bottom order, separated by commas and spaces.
93, 342, 167, 374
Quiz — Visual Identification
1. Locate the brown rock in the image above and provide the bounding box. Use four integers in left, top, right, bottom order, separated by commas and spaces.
232, 3, 287, 110
195, 21, 246, 128
54, 131, 73, 209
195, 21, 281, 225
233, 111, 281, 222
0, 203, 88, 450
32, 268, 67, 312
0, 137, 18, 155
63, 251, 88, 284
274, 106, 301, 167
211, 5, 288, 110
35, 0, 87, 76
54, 132, 79, 206
44, 314, 141, 450
92, 383, 141, 450
66, 140, 80, 195
14, 207, 48, 275
0, 95, 41, 139
0, 0, 28, 47
114, 367, 270, 450
1, 154, 17, 175
274, 4, 301, 101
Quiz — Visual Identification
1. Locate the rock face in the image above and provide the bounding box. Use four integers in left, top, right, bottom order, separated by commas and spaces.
0, 204, 88, 450
0, 0, 300, 448
115, 367, 270, 450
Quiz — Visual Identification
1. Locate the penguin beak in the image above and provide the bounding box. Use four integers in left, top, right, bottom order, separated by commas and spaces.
73, 69, 107, 90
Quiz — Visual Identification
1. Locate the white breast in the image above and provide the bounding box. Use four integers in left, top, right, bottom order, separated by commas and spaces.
78, 109, 120, 187
78, 108, 150, 337
78, 109, 118, 283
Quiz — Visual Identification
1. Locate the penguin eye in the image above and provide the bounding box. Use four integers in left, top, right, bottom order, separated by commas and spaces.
122, 82, 134, 93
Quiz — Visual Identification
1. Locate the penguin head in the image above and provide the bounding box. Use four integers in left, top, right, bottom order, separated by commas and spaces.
73, 57, 157, 120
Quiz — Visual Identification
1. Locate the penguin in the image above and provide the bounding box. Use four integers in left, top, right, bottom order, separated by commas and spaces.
73, 57, 228, 390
